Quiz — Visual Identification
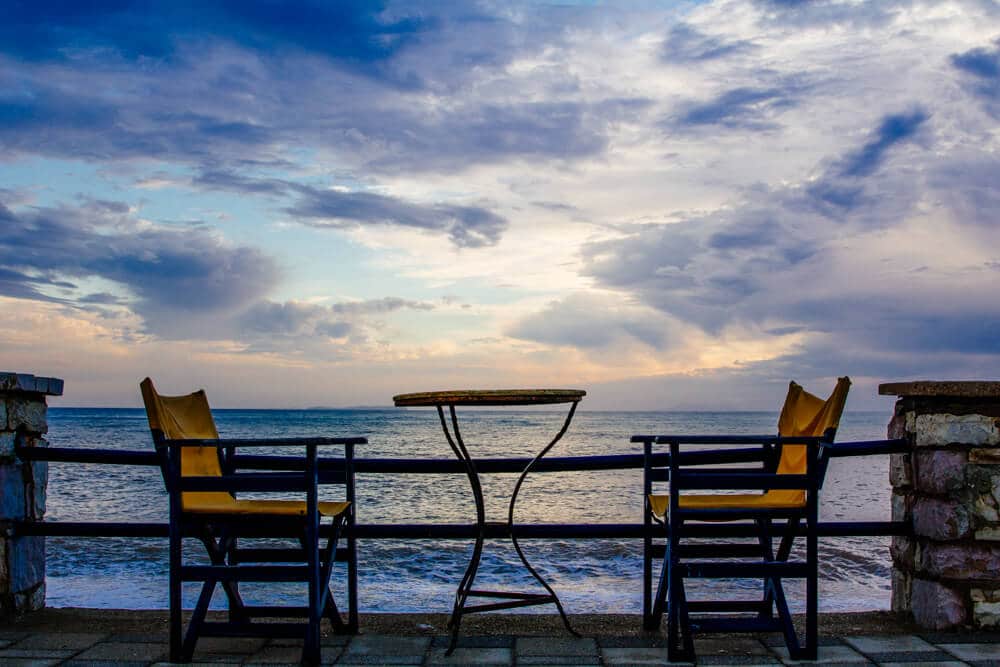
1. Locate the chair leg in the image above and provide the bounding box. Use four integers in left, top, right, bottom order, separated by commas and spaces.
347, 531, 359, 633
643, 517, 653, 630
770, 571, 804, 659
666, 566, 694, 662
201, 532, 248, 623
319, 515, 347, 633
645, 524, 668, 631
303, 521, 322, 665
169, 528, 183, 662
755, 518, 775, 621
183, 576, 218, 661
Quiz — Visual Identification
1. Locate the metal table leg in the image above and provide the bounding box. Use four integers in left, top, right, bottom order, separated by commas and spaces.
507, 401, 580, 637
437, 401, 581, 655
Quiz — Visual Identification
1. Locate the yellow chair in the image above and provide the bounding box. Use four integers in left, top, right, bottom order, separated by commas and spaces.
141, 378, 364, 664
636, 377, 850, 661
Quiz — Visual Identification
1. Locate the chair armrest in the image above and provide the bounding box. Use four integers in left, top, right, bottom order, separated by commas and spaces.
653, 434, 817, 446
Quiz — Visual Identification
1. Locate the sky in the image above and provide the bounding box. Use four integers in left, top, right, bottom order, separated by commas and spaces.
1, 0, 999, 411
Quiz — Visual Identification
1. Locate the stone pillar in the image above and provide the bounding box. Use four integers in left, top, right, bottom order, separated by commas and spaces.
0, 372, 63, 616
880, 381, 1000, 630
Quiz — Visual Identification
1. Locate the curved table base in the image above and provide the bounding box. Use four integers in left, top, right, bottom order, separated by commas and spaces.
437, 403, 580, 655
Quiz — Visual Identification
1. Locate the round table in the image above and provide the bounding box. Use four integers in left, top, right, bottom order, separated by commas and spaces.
393, 389, 586, 653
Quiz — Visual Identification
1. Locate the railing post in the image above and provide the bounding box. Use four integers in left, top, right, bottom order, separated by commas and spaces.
0, 372, 63, 616
880, 381, 1000, 630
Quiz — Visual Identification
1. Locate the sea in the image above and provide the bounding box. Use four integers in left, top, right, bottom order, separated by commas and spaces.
43, 408, 892, 614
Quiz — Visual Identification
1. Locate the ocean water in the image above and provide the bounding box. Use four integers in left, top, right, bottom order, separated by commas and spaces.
43, 408, 891, 614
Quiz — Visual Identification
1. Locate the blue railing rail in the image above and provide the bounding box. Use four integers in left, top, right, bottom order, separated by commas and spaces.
13, 438, 911, 541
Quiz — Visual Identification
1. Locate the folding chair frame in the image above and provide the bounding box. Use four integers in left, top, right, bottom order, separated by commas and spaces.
640, 433, 833, 662
153, 433, 362, 664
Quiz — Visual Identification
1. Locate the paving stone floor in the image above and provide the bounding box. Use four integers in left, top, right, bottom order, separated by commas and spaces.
1, 629, 999, 666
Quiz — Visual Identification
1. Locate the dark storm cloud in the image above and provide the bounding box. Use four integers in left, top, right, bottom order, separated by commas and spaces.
0, 1, 427, 66
661, 23, 757, 63
0, 198, 279, 323
287, 188, 509, 248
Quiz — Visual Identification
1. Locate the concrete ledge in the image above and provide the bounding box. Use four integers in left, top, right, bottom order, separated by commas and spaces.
0, 373, 63, 397
880, 381, 1000, 398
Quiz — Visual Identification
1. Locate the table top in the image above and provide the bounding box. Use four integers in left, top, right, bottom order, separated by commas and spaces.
393, 389, 586, 407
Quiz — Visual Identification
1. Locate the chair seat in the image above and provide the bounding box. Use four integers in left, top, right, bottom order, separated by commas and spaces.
648, 491, 805, 519
185, 497, 350, 517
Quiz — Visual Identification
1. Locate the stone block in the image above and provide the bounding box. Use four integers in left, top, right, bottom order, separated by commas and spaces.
5, 399, 46, 435
889, 409, 914, 440
890, 452, 913, 489
891, 535, 915, 570
0, 373, 62, 396
971, 587, 1000, 602
892, 569, 912, 612
0, 538, 7, 594
973, 494, 999, 523
892, 492, 911, 522
911, 578, 968, 629
0, 464, 26, 520
0, 400, 6, 430
975, 600, 1000, 626
0, 432, 13, 461
971, 590, 1000, 626
971, 448, 1000, 463
29, 461, 47, 519
978, 527, 1000, 540
13, 582, 44, 614
915, 413, 1000, 447
913, 497, 971, 540
914, 450, 966, 495
920, 542, 1000, 582
7, 536, 44, 593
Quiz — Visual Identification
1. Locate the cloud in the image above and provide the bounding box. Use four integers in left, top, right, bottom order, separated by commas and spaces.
750, 0, 905, 29
928, 152, 1000, 228
661, 23, 757, 63
233, 296, 436, 355
0, 198, 279, 330
0, 4, 647, 176
287, 187, 509, 248
664, 81, 806, 133
0, 1, 428, 68
834, 109, 929, 179
331, 297, 434, 316
507, 293, 671, 350
806, 108, 928, 213
580, 109, 958, 358
951, 39, 1000, 117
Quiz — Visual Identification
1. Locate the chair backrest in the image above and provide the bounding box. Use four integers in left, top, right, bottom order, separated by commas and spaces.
775, 376, 851, 474
763, 376, 850, 506
140, 377, 234, 511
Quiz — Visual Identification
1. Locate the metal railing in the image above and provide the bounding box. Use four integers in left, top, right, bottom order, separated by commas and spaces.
14, 438, 910, 541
